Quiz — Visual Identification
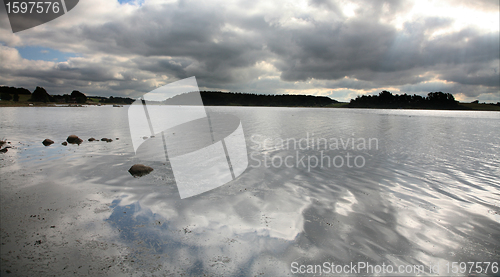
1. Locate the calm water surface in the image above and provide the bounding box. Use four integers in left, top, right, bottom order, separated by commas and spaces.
1, 106, 499, 276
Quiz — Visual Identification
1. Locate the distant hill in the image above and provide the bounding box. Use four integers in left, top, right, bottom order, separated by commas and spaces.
162, 91, 338, 107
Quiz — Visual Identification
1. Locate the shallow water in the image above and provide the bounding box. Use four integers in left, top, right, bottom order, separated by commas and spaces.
1, 106, 499, 276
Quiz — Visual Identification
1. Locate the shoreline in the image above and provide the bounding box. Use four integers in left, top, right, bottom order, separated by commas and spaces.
1, 102, 499, 111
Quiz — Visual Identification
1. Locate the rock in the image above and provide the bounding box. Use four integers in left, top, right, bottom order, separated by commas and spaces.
128, 164, 154, 177
42, 139, 54, 146
101, 138, 108, 141
61, 142, 67, 146
67, 135, 83, 145
116, 138, 119, 140
0, 148, 7, 153
88, 138, 96, 142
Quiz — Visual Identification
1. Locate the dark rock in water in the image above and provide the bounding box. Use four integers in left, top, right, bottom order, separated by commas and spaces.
128, 164, 154, 177
62, 142, 67, 146
116, 138, 119, 140
106, 139, 113, 142
0, 148, 7, 153
67, 135, 83, 145
42, 139, 54, 146
101, 138, 108, 141
88, 138, 96, 142
142, 136, 148, 140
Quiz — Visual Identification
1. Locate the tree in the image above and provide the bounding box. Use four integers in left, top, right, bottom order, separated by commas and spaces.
427, 92, 457, 107
30, 86, 50, 102
1, 92, 12, 101
71, 90, 87, 104
0, 86, 31, 95
13, 92, 19, 102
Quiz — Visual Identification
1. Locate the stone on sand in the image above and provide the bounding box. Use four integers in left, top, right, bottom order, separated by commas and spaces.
128, 164, 154, 177
42, 139, 54, 146
67, 135, 83, 145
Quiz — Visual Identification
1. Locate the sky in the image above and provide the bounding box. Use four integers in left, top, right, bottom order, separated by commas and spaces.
0, 0, 499, 102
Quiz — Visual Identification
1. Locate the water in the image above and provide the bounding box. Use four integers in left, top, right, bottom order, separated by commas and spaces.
1, 106, 499, 276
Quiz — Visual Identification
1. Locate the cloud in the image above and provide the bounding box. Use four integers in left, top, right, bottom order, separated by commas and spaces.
0, 0, 498, 102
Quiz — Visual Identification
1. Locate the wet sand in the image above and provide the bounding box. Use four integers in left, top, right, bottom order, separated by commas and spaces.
1, 106, 499, 276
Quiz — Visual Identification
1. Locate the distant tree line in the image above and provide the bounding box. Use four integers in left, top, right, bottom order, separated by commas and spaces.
0, 85, 134, 104
349, 91, 460, 109
100, 96, 135, 104
3, 85, 498, 108
201, 91, 337, 106
160, 91, 337, 107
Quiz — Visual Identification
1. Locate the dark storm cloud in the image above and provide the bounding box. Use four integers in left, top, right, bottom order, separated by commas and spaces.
268, 18, 397, 81
60, 1, 270, 86
265, 16, 497, 79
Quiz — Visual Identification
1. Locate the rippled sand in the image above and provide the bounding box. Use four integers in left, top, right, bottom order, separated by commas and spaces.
1, 106, 499, 276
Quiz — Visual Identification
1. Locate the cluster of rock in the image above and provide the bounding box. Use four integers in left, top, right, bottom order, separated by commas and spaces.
4, 138, 154, 178
41, 135, 120, 146
38, 136, 154, 178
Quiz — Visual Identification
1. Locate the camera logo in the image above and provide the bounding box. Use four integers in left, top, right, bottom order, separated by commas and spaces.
3, 0, 79, 33
128, 77, 249, 199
